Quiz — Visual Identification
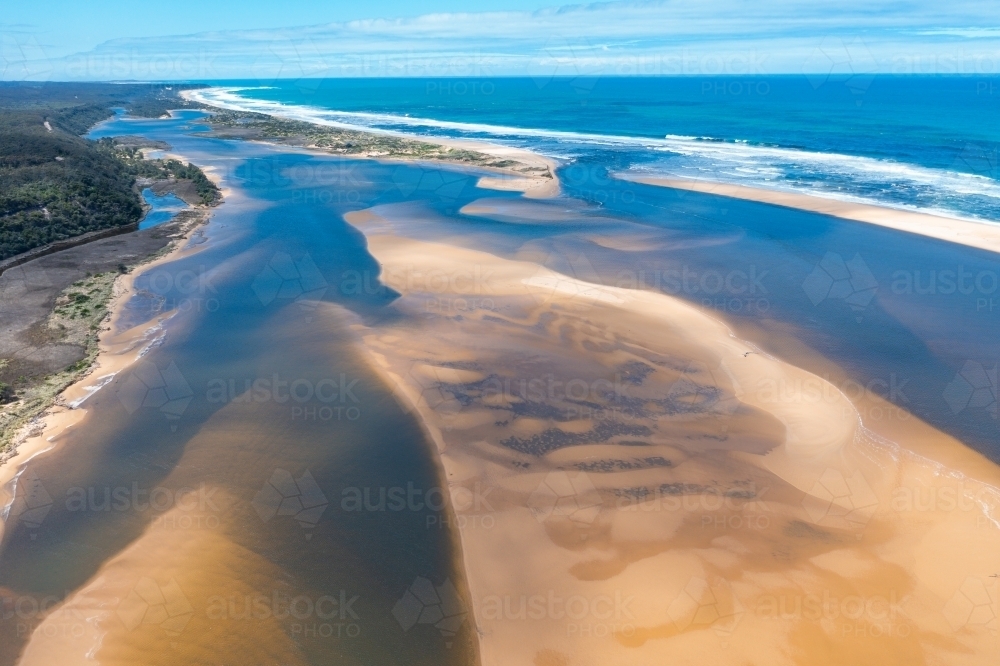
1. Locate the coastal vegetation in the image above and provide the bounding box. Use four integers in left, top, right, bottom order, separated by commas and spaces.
0, 83, 219, 451
0, 83, 217, 261
0, 270, 117, 450
104, 141, 222, 206
204, 109, 550, 176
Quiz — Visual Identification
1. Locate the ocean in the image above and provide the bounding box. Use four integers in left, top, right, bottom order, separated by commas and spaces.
2, 77, 999, 665
191, 77, 1000, 457
204, 76, 1000, 223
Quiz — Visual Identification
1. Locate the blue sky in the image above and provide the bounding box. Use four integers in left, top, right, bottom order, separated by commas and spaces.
3, 0, 1000, 80
1, 0, 552, 56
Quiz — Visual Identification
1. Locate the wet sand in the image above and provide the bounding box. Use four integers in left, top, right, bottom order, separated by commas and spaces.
428, 137, 560, 199
6, 112, 1000, 665
341, 203, 1000, 665
0, 209, 212, 547
620, 175, 1000, 255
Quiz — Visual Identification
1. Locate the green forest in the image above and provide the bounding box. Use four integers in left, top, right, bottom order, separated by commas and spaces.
0, 83, 216, 260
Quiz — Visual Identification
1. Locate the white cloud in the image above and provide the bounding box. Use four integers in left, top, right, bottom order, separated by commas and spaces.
8, 0, 1000, 80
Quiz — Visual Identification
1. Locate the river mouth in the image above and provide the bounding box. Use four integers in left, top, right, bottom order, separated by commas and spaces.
2, 105, 999, 665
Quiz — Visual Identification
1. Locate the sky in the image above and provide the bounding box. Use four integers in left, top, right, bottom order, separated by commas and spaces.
3, 0, 1000, 80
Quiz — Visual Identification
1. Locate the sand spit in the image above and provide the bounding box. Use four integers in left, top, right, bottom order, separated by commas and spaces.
341, 206, 1000, 666
620, 175, 1000, 255
180, 89, 560, 199
431, 137, 560, 199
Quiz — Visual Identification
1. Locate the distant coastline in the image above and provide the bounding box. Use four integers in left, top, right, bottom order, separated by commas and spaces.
181, 90, 560, 199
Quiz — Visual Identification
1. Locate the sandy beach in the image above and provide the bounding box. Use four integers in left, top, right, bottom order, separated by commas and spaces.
428, 137, 560, 199
340, 200, 1000, 665
180, 89, 561, 199
619, 175, 1000, 256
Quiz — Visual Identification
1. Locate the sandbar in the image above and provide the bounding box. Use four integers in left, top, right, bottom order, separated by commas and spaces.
620, 175, 1000, 255
341, 203, 1000, 665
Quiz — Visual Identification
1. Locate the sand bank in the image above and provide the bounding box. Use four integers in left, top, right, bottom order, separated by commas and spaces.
341, 204, 1000, 665
620, 175, 1000, 255
12, 405, 308, 666
429, 136, 560, 199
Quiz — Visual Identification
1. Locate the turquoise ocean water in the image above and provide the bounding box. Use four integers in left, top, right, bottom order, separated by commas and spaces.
207, 76, 1000, 223
190, 77, 1000, 459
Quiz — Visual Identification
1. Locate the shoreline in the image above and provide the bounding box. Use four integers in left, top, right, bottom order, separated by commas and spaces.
0, 172, 219, 544
179, 89, 561, 199
620, 174, 1000, 255
340, 203, 1000, 664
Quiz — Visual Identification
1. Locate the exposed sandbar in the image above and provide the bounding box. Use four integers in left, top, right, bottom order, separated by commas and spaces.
620, 175, 1000, 255
341, 203, 1000, 665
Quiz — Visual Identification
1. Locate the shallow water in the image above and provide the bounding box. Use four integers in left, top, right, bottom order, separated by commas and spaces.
2, 103, 999, 664
1, 111, 492, 665
139, 188, 188, 230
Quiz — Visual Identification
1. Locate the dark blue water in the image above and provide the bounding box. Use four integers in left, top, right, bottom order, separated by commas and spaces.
197, 76, 1000, 222
185, 77, 999, 459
